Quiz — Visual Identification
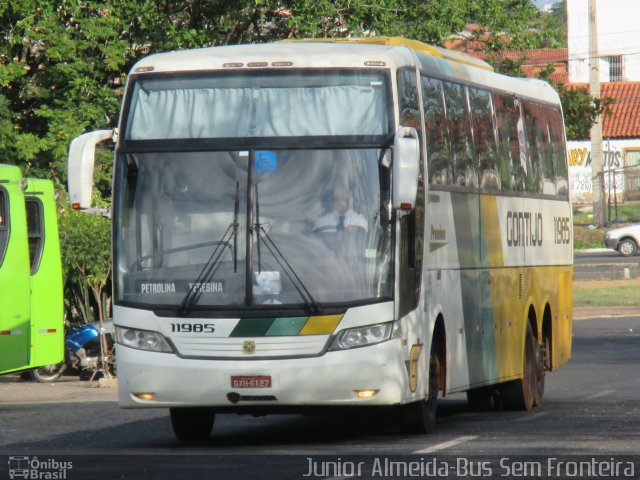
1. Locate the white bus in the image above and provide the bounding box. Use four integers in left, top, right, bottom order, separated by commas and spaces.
68, 38, 573, 441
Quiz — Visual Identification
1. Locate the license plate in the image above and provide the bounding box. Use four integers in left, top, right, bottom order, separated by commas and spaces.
230, 375, 272, 389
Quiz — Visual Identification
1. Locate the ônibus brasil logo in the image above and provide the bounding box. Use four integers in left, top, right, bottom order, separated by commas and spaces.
8, 456, 73, 479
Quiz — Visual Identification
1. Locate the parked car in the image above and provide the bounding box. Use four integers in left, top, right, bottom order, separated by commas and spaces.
604, 223, 640, 257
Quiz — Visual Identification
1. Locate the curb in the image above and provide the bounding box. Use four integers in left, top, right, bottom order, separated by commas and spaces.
573, 306, 640, 320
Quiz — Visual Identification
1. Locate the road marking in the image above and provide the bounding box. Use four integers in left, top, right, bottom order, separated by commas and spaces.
413, 435, 477, 454
586, 389, 615, 400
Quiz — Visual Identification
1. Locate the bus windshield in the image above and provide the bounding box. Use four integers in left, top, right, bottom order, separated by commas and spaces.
115, 148, 393, 311
124, 70, 391, 139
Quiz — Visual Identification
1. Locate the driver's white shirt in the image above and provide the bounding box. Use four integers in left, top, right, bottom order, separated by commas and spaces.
312, 209, 368, 233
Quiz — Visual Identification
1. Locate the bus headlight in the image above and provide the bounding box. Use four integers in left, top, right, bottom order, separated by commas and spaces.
329, 321, 401, 351
115, 326, 174, 353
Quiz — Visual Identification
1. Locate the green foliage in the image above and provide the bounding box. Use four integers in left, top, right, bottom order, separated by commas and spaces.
554, 83, 614, 140
0, 1, 127, 193
58, 206, 111, 323
532, 0, 567, 48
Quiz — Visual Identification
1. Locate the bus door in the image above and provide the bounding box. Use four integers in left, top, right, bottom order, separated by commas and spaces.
0, 167, 32, 374
25, 179, 64, 369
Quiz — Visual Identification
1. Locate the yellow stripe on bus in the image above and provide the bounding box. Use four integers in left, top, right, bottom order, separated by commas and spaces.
480, 195, 504, 267
299, 315, 343, 335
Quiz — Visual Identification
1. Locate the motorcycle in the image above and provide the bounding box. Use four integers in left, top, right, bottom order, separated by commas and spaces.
31, 320, 116, 382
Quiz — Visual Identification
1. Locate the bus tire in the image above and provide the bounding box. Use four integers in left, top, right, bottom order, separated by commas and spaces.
170, 407, 215, 441
533, 335, 546, 407
500, 323, 538, 411
399, 348, 438, 434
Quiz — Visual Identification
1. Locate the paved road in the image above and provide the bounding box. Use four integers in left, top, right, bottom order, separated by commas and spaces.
574, 249, 640, 279
1, 316, 639, 479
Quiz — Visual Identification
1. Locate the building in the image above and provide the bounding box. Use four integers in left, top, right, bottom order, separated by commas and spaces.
566, 0, 640, 203
567, 0, 640, 83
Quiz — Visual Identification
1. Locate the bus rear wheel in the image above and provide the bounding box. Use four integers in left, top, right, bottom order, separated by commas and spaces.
500, 323, 541, 411
170, 407, 215, 441
533, 335, 547, 407
398, 349, 438, 434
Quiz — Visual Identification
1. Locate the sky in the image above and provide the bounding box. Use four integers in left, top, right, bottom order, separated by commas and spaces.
533, 0, 557, 11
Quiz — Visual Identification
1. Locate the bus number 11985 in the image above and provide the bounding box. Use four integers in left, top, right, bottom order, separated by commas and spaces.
171, 323, 215, 333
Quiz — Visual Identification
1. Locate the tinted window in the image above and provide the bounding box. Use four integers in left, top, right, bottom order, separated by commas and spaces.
422, 77, 452, 185
522, 101, 545, 194
493, 94, 521, 191
0, 189, 8, 266
25, 199, 44, 273
397, 68, 424, 314
469, 88, 499, 191
548, 108, 569, 196
443, 82, 476, 187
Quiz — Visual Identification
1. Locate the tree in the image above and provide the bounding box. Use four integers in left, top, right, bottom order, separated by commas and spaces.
58, 206, 111, 325
554, 83, 614, 140
58, 204, 113, 375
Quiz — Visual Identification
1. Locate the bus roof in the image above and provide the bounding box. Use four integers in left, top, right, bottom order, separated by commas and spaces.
128, 39, 561, 106
0, 164, 23, 185
282, 37, 495, 72
130, 41, 417, 72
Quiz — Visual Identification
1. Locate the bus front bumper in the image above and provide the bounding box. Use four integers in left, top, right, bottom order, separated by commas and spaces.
117, 338, 409, 409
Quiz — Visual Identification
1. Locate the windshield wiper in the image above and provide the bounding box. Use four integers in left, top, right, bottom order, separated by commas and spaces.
252, 180, 319, 313
179, 184, 240, 315
254, 224, 320, 314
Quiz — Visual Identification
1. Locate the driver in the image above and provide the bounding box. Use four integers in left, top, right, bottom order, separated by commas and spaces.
312, 186, 368, 234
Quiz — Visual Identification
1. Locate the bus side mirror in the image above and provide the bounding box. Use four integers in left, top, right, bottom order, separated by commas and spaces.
68, 130, 114, 210
392, 126, 420, 211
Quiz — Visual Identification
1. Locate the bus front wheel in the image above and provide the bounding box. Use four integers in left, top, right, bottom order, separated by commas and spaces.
170, 407, 215, 441
398, 349, 439, 434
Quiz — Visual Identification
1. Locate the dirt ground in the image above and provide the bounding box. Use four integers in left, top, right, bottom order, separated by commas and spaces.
0, 374, 117, 404
573, 277, 640, 288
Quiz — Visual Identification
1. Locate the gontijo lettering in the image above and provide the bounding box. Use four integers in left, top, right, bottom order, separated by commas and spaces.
506, 211, 543, 247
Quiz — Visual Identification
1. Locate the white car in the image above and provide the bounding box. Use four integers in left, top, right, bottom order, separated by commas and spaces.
604, 223, 640, 256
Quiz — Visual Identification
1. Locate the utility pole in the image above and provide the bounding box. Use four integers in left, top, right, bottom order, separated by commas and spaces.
589, 0, 605, 226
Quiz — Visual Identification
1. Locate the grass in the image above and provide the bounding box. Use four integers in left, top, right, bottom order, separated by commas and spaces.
573, 202, 640, 250
573, 203, 640, 225
573, 279, 640, 307
573, 225, 606, 250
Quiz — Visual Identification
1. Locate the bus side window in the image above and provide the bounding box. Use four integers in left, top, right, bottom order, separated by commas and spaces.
493, 94, 519, 192
398, 68, 424, 316
548, 108, 569, 197
522, 101, 544, 195
443, 81, 477, 188
25, 199, 44, 274
0, 189, 8, 266
421, 77, 452, 185
470, 87, 500, 191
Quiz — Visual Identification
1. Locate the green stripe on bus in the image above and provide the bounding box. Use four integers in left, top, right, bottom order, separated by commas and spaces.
230, 318, 276, 337
265, 317, 308, 336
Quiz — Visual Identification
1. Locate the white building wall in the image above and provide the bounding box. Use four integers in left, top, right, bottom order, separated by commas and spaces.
568, 138, 640, 203
568, 0, 640, 82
